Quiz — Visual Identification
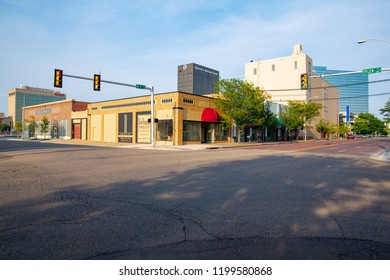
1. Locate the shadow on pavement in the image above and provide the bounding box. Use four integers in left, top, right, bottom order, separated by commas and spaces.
1, 148, 389, 259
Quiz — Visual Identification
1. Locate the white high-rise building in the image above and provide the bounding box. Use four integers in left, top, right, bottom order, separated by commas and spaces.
245, 44, 339, 139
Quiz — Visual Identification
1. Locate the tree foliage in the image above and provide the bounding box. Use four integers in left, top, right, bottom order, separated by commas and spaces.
14, 122, 23, 132
338, 122, 350, 136
215, 78, 274, 142
280, 100, 322, 140
316, 119, 337, 138
380, 98, 390, 122
27, 115, 38, 138
40, 116, 50, 139
353, 113, 386, 135
0, 123, 10, 132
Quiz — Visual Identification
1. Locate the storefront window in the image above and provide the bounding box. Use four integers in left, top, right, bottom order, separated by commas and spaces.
60, 119, 68, 137
214, 123, 228, 141
183, 121, 200, 141
118, 112, 133, 143
157, 120, 173, 141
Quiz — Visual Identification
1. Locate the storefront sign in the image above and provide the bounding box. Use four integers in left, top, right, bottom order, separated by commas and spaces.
137, 114, 151, 143
118, 135, 132, 143
194, 65, 219, 76
36, 109, 52, 114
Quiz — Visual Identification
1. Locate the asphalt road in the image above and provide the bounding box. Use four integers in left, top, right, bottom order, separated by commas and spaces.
0, 138, 389, 259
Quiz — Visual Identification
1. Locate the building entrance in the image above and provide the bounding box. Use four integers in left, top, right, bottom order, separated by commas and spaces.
201, 123, 214, 143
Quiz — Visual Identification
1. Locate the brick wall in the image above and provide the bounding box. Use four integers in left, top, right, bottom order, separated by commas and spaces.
23, 99, 88, 139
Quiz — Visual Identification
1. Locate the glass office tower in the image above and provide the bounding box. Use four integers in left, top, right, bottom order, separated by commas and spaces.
178, 63, 219, 95
313, 66, 369, 114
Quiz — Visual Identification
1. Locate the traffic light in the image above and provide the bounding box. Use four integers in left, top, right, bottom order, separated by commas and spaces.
54, 69, 63, 88
94, 74, 101, 91
300, 73, 308, 90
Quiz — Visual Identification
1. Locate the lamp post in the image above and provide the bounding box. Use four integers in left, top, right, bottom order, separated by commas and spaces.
357, 38, 390, 47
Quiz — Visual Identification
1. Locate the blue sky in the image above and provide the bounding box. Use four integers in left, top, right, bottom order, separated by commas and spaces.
1, 0, 390, 119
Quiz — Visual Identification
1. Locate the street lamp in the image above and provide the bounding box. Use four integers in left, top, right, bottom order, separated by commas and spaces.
357, 38, 390, 47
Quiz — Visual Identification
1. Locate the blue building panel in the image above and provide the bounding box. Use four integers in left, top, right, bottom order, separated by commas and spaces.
313, 66, 369, 114
14, 92, 66, 123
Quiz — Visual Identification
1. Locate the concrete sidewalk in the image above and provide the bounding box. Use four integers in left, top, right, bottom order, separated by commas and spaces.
44, 139, 282, 151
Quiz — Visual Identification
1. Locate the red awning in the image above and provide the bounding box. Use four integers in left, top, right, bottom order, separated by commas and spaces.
201, 108, 219, 122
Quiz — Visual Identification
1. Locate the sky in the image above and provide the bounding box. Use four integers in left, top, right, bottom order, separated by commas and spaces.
1, 0, 390, 119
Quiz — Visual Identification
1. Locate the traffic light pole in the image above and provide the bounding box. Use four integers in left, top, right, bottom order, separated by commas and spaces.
60, 72, 155, 148
150, 86, 155, 148
310, 67, 390, 78
62, 74, 152, 90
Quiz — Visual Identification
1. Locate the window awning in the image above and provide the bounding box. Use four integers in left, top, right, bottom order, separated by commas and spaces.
201, 108, 219, 122
274, 117, 284, 126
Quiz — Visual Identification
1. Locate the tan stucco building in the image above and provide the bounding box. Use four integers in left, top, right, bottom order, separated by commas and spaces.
88, 91, 230, 145
0, 113, 4, 126
245, 44, 339, 139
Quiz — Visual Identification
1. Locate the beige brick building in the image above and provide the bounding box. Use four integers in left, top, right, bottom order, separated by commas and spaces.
23, 99, 89, 139
88, 91, 229, 145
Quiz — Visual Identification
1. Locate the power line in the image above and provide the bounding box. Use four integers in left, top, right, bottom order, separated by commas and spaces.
326, 91, 390, 101
271, 92, 390, 103
264, 78, 390, 92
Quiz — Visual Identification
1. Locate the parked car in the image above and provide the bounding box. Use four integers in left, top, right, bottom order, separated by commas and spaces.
347, 134, 355, 139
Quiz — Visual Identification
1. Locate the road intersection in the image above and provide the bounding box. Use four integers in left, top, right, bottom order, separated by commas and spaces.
0, 138, 389, 259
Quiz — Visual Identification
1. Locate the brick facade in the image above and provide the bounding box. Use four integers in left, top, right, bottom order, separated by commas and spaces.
23, 99, 89, 139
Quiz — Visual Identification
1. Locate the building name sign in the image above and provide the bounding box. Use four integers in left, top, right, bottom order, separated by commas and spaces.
194, 65, 219, 76
36, 109, 52, 114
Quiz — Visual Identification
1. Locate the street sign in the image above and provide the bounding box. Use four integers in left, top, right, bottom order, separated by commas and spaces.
136, 84, 146, 89
362, 67, 382, 74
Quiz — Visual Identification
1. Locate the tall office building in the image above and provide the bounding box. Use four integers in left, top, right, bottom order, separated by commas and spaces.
178, 63, 219, 95
8, 86, 66, 127
313, 66, 369, 114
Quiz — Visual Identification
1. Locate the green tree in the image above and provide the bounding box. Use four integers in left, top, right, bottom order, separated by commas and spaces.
338, 122, 350, 137
280, 100, 322, 140
14, 122, 23, 138
353, 113, 385, 135
215, 78, 274, 143
380, 98, 390, 122
27, 115, 38, 138
40, 116, 50, 139
316, 119, 337, 139
0, 123, 10, 132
